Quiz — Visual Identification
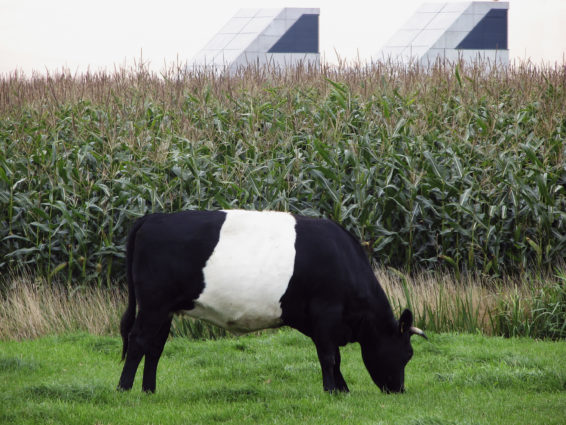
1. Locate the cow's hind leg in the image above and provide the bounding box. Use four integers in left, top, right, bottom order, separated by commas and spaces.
142, 315, 173, 393
117, 310, 169, 391
118, 332, 144, 391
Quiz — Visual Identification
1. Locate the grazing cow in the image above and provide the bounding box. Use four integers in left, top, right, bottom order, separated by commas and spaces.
117, 209, 426, 394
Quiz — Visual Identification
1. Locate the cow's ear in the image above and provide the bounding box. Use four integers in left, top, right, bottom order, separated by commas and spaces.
399, 309, 413, 334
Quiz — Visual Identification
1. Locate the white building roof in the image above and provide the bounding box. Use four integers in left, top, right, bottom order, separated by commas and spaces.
377, 1, 509, 66
191, 8, 320, 72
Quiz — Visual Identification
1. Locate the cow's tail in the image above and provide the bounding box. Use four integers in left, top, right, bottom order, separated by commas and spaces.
120, 216, 147, 361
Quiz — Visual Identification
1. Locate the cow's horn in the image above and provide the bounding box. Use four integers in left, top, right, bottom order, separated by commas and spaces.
410, 326, 428, 340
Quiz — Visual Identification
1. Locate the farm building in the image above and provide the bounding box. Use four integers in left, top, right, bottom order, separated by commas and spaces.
190, 8, 320, 72
377, 1, 509, 66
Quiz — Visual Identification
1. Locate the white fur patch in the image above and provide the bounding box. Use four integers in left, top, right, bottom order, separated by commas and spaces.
185, 210, 297, 333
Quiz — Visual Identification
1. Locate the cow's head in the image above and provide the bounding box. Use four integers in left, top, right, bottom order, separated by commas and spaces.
361, 309, 427, 393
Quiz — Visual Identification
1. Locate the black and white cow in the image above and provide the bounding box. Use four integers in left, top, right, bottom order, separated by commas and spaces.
117, 209, 426, 394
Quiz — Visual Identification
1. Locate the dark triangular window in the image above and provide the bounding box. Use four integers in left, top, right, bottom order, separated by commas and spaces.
457, 8, 507, 50
268, 14, 319, 53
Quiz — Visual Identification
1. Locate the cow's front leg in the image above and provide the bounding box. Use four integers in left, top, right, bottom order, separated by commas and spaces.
333, 347, 349, 392
310, 303, 350, 393
312, 327, 350, 392
314, 342, 339, 393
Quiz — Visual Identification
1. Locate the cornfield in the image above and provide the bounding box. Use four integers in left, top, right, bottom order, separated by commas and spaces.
1, 60, 565, 286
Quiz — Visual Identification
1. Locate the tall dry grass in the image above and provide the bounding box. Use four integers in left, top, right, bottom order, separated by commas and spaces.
0, 274, 125, 340
0, 268, 556, 340
379, 268, 515, 334
380, 267, 566, 339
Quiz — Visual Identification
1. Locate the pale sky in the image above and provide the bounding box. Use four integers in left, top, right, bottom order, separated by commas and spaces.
1, 0, 565, 75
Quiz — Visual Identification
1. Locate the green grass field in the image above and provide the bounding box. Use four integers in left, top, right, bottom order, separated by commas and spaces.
1, 330, 564, 425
